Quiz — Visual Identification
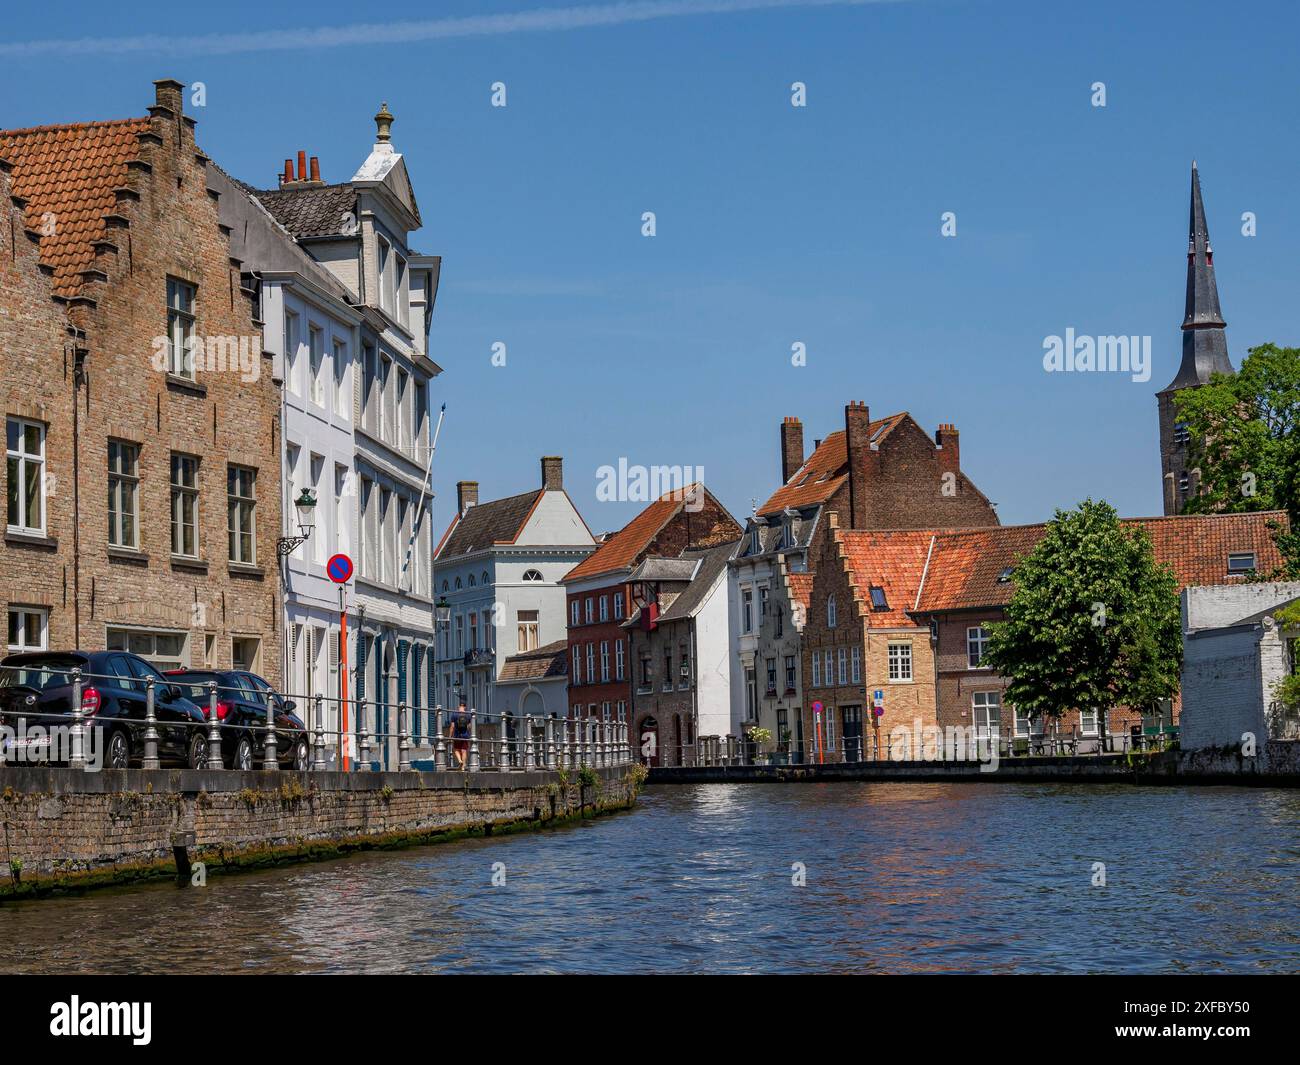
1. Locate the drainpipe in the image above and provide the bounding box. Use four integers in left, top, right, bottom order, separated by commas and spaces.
71, 337, 86, 647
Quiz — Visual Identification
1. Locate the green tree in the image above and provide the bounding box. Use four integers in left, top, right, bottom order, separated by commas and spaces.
1175, 343, 1300, 578
981, 500, 1183, 745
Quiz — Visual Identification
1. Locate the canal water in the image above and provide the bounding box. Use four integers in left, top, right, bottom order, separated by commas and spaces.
2, 782, 1297, 974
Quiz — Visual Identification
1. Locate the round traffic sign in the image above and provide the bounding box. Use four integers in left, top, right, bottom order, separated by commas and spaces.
326, 553, 354, 583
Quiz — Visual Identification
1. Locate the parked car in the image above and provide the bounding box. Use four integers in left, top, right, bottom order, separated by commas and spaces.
0, 650, 208, 769
163, 669, 309, 771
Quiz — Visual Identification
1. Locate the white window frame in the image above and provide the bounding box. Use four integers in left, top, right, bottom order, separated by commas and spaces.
973, 691, 1001, 741
887, 642, 912, 683
7, 606, 48, 652
967, 626, 990, 669
6, 417, 46, 534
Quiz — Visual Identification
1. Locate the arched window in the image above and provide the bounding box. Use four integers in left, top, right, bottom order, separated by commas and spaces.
827, 594, 837, 628
454, 577, 462, 589
482, 571, 490, 586
468, 574, 476, 586
441, 580, 449, 592
522, 569, 543, 582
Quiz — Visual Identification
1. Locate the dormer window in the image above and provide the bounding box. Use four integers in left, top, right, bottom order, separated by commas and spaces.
869, 585, 888, 611
1228, 552, 1256, 574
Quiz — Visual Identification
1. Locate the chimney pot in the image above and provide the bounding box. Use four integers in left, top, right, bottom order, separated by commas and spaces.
283, 159, 293, 185
309, 156, 321, 183
297, 151, 306, 182
541, 456, 564, 491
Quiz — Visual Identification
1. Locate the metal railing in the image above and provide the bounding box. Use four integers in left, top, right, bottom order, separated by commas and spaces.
0, 662, 632, 773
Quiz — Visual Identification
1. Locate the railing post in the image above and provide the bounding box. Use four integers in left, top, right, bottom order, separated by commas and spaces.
433, 706, 446, 771
398, 701, 411, 771
545, 717, 557, 771
263, 688, 278, 771
312, 693, 327, 771
205, 681, 224, 769
520, 714, 532, 771
468, 709, 481, 772
68, 667, 86, 770
358, 700, 372, 770
142, 676, 161, 770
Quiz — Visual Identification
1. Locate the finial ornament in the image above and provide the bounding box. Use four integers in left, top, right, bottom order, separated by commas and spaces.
375, 101, 394, 143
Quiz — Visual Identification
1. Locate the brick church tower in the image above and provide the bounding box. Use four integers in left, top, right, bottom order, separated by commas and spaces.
1157, 162, 1235, 515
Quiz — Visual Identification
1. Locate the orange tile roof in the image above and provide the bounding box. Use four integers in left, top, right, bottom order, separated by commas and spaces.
758, 414, 903, 515
562, 485, 700, 583
913, 511, 1289, 613
785, 571, 813, 614
0, 119, 151, 299
840, 529, 942, 626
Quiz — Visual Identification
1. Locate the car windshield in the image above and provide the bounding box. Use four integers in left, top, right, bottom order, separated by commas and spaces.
166, 674, 215, 703
0, 659, 83, 690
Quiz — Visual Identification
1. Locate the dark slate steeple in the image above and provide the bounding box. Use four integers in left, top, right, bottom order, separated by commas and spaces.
1166, 161, 1233, 390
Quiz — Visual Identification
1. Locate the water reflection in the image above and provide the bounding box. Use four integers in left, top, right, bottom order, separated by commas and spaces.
1, 783, 1297, 974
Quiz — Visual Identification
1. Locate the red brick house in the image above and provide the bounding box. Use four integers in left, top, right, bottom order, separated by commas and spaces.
562, 485, 741, 746
910, 512, 1288, 749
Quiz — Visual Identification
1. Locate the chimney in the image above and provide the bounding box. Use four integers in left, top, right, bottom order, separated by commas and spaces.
780, 416, 804, 484
297, 151, 307, 182
935, 423, 960, 479
152, 78, 184, 116
282, 159, 293, 185
309, 156, 321, 183
541, 456, 564, 491
456, 480, 479, 516
845, 401, 873, 530
280, 152, 326, 189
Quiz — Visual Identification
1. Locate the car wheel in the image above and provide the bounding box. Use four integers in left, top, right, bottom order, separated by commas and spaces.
234, 735, 254, 771
188, 733, 208, 769
293, 739, 309, 771
106, 730, 130, 770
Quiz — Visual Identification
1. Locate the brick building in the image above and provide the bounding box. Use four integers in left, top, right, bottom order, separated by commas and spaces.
730, 403, 999, 751
1, 80, 282, 679
911, 512, 1288, 749
563, 484, 741, 747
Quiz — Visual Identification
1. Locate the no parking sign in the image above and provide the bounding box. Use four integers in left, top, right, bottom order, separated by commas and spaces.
327, 553, 354, 583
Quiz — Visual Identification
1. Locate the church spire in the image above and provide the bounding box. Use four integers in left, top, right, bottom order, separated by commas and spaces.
1165, 161, 1233, 390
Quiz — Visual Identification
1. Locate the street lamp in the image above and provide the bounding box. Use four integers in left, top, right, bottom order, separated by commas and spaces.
435, 596, 452, 627
276, 488, 317, 557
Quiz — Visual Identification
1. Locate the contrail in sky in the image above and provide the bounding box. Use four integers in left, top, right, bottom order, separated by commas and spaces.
0, 0, 905, 58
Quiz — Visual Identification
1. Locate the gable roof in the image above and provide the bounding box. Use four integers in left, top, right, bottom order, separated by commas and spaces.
562, 485, 712, 584
436, 490, 544, 559
839, 528, 943, 626
250, 183, 359, 241
497, 639, 568, 684
657, 541, 739, 623
913, 511, 1289, 614
0, 118, 152, 298
758, 414, 905, 515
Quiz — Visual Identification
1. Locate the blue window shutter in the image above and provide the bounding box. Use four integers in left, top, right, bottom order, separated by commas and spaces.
397, 640, 409, 705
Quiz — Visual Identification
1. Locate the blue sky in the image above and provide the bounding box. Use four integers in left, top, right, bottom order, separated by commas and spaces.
3, 0, 1298, 535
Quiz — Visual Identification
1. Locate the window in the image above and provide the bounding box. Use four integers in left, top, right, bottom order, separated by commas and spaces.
759, 586, 769, 617
227, 465, 257, 564
837, 647, 847, 685
766, 658, 777, 694
585, 597, 594, 624
1014, 706, 1032, 738
469, 574, 476, 588
362, 343, 378, 432
869, 585, 888, 611
967, 626, 990, 668
586, 643, 595, 681
7, 607, 47, 652
663, 652, 673, 690
523, 569, 543, 582
785, 655, 797, 690
600, 641, 610, 682
167, 277, 196, 379
397, 367, 410, 450
517, 609, 539, 652
1173, 421, 1191, 445
812, 651, 821, 688
614, 593, 624, 619
308, 325, 325, 406
378, 234, 394, 313
823, 650, 832, 688
851, 646, 861, 683
107, 440, 139, 548
599, 596, 609, 622
379, 354, 393, 442
775, 606, 784, 638
6, 418, 45, 533
1228, 552, 1256, 574
824, 706, 836, 751
996, 566, 1014, 583
334, 465, 348, 556
745, 668, 756, 717
107, 627, 187, 671
973, 691, 1001, 740
232, 636, 260, 673
570, 600, 580, 626
170, 453, 200, 557
572, 646, 582, 685
333, 338, 349, 418
827, 595, 837, 628
1080, 708, 1098, 736
639, 655, 652, 689
887, 642, 912, 682
742, 588, 753, 633
615, 639, 625, 681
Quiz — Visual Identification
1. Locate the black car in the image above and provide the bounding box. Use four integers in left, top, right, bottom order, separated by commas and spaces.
163, 669, 309, 771
0, 650, 209, 769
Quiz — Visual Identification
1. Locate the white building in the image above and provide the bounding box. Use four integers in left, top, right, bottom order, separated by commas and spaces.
433, 457, 595, 746
246, 106, 443, 768
1180, 582, 1300, 751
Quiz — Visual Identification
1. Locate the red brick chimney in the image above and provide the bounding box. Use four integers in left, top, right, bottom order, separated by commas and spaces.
279, 151, 326, 189
780, 416, 804, 484
845, 401, 873, 529
935, 423, 960, 479
457, 480, 479, 516
541, 456, 563, 491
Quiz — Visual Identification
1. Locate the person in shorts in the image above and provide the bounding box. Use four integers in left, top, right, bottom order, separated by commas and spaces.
449, 699, 472, 770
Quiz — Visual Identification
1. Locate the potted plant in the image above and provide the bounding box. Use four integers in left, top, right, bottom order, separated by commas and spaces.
746, 726, 773, 765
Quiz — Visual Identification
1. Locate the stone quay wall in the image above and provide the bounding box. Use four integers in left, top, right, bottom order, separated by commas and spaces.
0, 765, 642, 899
